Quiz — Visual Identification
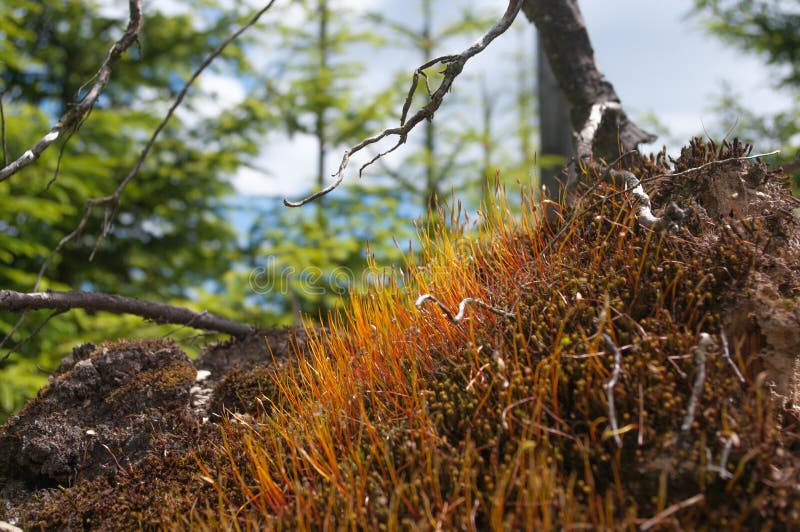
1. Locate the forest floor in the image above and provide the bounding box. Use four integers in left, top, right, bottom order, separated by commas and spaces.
1, 139, 799, 530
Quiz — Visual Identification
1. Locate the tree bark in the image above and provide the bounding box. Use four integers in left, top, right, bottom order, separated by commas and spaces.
522, 0, 655, 162
0, 290, 255, 338
537, 31, 574, 198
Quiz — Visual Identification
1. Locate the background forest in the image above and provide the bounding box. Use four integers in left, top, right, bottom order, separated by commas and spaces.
1, 0, 798, 422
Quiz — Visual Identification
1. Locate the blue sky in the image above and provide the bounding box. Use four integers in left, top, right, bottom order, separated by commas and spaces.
132, 0, 793, 197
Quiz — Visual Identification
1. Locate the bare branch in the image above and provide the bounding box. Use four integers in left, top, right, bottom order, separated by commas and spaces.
415, 294, 516, 323
32, 1, 278, 289
522, 0, 655, 160
642, 150, 781, 185
576, 101, 621, 162
0, 290, 255, 338
0, 0, 144, 183
706, 434, 736, 480
284, 0, 524, 207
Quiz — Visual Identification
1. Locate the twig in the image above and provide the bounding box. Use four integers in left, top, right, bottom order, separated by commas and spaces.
415, 294, 516, 323
161, 311, 209, 338
639, 494, 704, 531
0, 0, 144, 183
642, 150, 781, 185
101, 443, 129, 477
0, 310, 28, 354
32, 1, 278, 289
538, 150, 637, 261
602, 333, 623, 448
6, 309, 67, 356
705, 434, 736, 480
0, 289, 255, 338
681, 333, 713, 432
720, 329, 745, 384
284, 0, 523, 207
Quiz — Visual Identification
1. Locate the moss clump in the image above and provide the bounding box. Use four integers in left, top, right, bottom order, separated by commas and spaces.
4, 140, 800, 529
208, 365, 284, 418
206, 144, 799, 529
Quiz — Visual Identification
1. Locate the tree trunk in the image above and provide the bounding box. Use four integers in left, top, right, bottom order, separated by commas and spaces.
522, 0, 655, 163
314, 0, 329, 230
537, 31, 574, 199
421, 0, 438, 210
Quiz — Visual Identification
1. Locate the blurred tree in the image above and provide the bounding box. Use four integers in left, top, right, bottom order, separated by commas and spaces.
694, 0, 800, 86
537, 30, 574, 200
694, 0, 800, 182
270, 0, 394, 225
242, 0, 411, 323
368, 0, 492, 211
0, 0, 274, 419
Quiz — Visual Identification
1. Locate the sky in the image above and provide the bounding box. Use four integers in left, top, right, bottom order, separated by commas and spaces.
140, 0, 794, 198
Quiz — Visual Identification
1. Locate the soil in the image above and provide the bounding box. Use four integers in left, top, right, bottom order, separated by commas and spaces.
0, 328, 305, 529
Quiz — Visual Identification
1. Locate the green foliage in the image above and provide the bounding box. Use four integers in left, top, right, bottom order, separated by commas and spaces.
245, 184, 415, 321
268, 0, 394, 185
694, 0, 800, 184
0, 0, 276, 420
237, 0, 412, 320
368, 0, 497, 209
694, 0, 800, 86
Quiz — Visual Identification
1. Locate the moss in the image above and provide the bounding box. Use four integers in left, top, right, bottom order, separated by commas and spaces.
208, 365, 284, 417
6, 140, 800, 529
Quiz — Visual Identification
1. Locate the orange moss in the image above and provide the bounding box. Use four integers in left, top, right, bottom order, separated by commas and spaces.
201, 149, 800, 528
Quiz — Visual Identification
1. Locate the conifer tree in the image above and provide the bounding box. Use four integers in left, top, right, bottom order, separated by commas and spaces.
0, 0, 272, 418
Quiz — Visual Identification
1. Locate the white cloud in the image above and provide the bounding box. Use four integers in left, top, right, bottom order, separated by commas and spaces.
195, 73, 246, 115
233, 135, 318, 197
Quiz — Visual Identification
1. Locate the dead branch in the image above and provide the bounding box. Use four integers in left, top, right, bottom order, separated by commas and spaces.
0, 0, 144, 183
2, 2, 277, 354
521, 0, 655, 161
602, 333, 623, 448
31, 1, 277, 291
415, 294, 516, 323
575, 101, 621, 162
0, 290, 254, 338
642, 150, 781, 185
706, 433, 736, 480
284, 0, 523, 207
681, 333, 713, 432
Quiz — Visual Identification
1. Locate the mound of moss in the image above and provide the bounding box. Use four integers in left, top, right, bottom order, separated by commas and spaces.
2, 139, 799, 529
